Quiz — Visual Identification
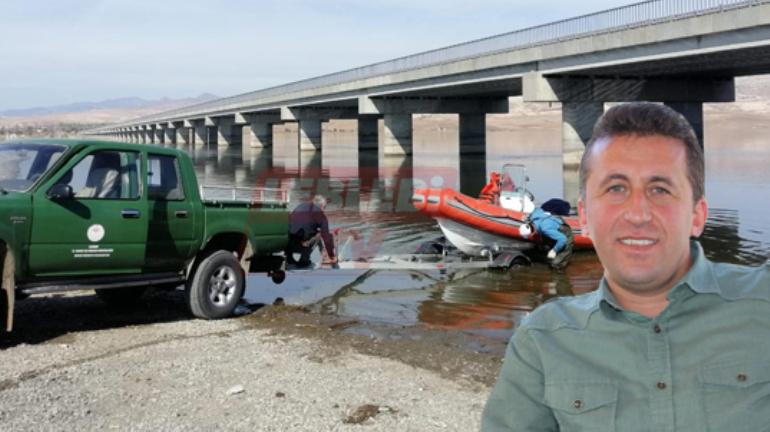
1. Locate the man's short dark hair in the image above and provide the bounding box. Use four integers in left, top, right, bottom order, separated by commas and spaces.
579, 102, 704, 202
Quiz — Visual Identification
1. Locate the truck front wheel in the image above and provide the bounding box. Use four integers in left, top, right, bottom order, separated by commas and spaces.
186, 250, 244, 319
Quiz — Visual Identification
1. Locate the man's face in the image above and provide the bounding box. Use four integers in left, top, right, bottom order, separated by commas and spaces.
578, 134, 708, 296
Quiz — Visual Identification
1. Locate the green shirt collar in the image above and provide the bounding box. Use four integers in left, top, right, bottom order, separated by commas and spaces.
595, 240, 718, 316
673, 240, 720, 296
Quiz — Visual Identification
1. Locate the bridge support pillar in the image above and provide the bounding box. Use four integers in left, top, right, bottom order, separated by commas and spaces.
359, 96, 505, 157
299, 119, 322, 151
155, 126, 164, 146
459, 113, 486, 155
357, 116, 379, 150
165, 125, 176, 147
458, 113, 487, 197
142, 127, 151, 144
563, 102, 603, 206
459, 153, 487, 197
156, 125, 165, 146
281, 107, 357, 152
665, 102, 704, 148
383, 114, 412, 156
194, 124, 209, 148
176, 126, 191, 148
242, 117, 279, 148
214, 117, 236, 148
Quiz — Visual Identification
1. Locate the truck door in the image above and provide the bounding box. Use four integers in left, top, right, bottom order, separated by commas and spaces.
28, 149, 148, 276
143, 153, 197, 271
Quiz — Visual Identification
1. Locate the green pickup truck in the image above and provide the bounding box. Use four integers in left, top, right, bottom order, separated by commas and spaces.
0, 139, 289, 331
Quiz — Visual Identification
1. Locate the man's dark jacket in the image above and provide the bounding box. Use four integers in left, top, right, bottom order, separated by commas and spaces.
288, 202, 335, 258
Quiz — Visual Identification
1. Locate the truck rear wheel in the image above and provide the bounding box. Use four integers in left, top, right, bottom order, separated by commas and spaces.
95, 287, 146, 306
186, 250, 244, 319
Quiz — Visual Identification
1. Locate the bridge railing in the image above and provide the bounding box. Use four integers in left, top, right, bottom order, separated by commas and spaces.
103, 0, 768, 129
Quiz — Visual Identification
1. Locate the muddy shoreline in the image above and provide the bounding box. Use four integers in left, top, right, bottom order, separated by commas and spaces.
0, 289, 500, 430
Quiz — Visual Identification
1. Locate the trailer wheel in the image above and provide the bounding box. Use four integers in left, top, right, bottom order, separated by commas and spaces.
95, 287, 146, 306
186, 250, 244, 319
270, 270, 286, 284
510, 255, 531, 268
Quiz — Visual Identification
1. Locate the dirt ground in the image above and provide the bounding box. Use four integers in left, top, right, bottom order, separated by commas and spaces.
0, 289, 504, 431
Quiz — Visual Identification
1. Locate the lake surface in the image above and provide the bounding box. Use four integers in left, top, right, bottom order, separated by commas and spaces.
191, 112, 770, 342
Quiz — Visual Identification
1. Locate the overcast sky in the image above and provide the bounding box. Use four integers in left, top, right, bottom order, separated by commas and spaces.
0, 0, 633, 111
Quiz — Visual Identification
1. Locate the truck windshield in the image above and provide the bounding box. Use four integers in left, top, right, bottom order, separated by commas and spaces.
0, 143, 67, 191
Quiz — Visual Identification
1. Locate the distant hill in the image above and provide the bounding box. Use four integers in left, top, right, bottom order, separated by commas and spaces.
0, 93, 219, 118
0, 93, 220, 140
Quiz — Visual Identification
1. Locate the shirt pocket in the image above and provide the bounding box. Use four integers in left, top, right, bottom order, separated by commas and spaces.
544, 381, 618, 432
699, 360, 770, 432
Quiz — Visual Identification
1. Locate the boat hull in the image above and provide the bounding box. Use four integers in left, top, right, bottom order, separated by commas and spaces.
412, 188, 593, 256
436, 217, 533, 256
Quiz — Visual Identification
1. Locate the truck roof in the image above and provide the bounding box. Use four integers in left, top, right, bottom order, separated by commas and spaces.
2, 138, 184, 155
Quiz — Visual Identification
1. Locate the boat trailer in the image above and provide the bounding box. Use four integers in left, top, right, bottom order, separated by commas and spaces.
334, 249, 529, 271
274, 237, 531, 279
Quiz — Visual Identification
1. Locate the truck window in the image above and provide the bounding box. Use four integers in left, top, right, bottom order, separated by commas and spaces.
0, 143, 66, 191
55, 150, 141, 200
147, 154, 184, 201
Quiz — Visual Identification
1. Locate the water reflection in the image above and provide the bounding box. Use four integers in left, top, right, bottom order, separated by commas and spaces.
701, 208, 768, 265
190, 116, 769, 342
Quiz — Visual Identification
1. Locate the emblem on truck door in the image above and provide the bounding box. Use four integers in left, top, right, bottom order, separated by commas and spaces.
87, 224, 105, 242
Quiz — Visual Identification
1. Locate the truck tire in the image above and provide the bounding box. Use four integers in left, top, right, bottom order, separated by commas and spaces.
186, 250, 244, 319
95, 287, 146, 306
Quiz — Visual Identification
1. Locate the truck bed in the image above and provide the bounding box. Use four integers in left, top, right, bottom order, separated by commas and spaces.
199, 185, 289, 208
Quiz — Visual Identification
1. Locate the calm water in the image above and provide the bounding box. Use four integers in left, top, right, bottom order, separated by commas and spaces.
189, 115, 770, 342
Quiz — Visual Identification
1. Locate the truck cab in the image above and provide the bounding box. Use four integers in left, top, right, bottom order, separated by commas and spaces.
0, 139, 289, 331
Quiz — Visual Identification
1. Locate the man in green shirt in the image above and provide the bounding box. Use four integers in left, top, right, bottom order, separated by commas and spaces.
482, 102, 770, 431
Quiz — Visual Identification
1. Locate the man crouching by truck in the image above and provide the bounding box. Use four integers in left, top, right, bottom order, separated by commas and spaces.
286, 195, 337, 268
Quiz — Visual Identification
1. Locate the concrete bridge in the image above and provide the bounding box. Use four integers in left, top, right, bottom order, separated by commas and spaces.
89, 0, 770, 198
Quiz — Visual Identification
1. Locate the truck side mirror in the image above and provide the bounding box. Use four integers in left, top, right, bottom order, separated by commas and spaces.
47, 183, 74, 200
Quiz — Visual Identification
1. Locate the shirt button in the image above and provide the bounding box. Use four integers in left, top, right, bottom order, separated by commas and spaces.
737, 373, 748, 382
653, 324, 662, 333
657, 382, 667, 390
573, 400, 583, 409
